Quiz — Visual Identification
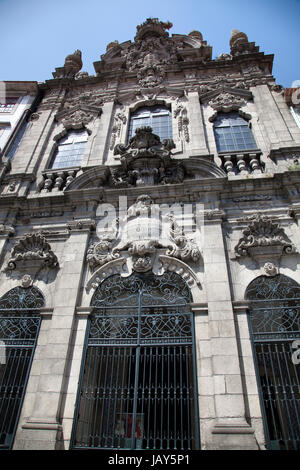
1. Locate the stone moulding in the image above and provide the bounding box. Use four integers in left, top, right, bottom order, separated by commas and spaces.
158, 255, 201, 288
234, 214, 297, 261
86, 257, 128, 292
6, 232, 59, 271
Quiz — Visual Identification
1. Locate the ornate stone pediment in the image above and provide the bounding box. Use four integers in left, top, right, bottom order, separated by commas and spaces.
208, 92, 247, 112
111, 126, 184, 187
94, 18, 212, 88
234, 214, 296, 262
6, 232, 59, 271
87, 195, 201, 277
55, 104, 102, 133
54, 89, 103, 134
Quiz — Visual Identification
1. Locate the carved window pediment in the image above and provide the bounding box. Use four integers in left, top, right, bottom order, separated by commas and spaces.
234, 215, 297, 265
6, 232, 59, 271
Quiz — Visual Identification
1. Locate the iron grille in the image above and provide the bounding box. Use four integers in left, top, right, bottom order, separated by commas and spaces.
71, 273, 200, 450
0, 287, 43, 450
246, 275, 300, 450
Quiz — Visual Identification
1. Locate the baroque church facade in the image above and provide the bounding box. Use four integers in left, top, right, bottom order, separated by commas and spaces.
0, 18, 300, 450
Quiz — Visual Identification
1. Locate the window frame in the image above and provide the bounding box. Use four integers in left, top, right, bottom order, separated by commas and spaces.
127, 105, 173, 143
213, 111, 258, 153
49, 129, 88, 170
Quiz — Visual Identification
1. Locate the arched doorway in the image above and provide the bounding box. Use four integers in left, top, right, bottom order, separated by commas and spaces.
0, 286, 44, 450
246, 274, 300, 450
71, 272, 200, 450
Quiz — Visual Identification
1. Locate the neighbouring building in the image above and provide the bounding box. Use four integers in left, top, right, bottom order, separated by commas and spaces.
0, 19, 299, 451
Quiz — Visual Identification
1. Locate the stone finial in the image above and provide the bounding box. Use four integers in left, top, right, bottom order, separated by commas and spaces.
230, 29, 249, 48
106, 40, 119, 51
229, 29, 258, 56
53, 49, 83, 79
188, 30, 203, 41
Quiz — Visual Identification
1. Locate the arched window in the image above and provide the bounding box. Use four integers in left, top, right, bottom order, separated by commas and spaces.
50, 129, 88, 169
245, 274, 300, 450
0, 286, 44, 449
71, 272, 200, 450
213, 112, 257, 152
128, 105, 172, 142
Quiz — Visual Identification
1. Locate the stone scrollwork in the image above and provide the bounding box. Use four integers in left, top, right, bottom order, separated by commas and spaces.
208, 92, 247, 113
111, 126, 184, 187
87, 235, 120, 271
87, 195, 202, 280
234, 214, 296, 261
6, 232, 59, 271
165, 214, 201, 263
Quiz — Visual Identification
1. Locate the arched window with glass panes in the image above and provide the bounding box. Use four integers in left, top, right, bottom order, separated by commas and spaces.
128, 105, 172, 143
50, 129, 88, 169
213, 112, 257, 153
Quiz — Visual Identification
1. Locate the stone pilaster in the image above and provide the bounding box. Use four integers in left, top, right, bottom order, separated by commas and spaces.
200, 209, 258, 450
13, 219, 94, 450
187, 91, 209, 156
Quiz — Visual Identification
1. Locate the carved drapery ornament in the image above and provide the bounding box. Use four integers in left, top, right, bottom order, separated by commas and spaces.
174, 104, 190, 143
6, 232, 59, 271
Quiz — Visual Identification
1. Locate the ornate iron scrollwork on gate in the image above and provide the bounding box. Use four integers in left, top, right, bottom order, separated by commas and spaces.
246, 274, 300, 450
71, 272, 200, 450
0, 286, 44, 449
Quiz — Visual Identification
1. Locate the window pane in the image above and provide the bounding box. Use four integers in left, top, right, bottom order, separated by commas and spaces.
51, 130, 88, 169
128, 106, 172, 142
214, 112, 257, 151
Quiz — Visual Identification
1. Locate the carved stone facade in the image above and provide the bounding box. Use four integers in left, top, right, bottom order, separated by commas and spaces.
0, 19, 300, 452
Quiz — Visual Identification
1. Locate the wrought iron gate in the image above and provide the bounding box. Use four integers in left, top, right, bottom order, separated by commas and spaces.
0, 286, 43, 450
246, 275, 300, 450
71, 272, 200, 450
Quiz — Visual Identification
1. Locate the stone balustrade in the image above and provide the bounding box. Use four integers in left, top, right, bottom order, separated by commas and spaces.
219, 151, 263, 176
38, 167, 80, 192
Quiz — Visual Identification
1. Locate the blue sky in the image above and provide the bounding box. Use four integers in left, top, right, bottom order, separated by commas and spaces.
0, 0, 299, 87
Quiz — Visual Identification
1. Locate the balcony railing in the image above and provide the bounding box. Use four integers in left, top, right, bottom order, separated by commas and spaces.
38, 167, 80, 193
219, 150, 264, 176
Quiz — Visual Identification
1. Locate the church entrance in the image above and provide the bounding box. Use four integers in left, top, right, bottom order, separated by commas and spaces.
71, 272, 200, 450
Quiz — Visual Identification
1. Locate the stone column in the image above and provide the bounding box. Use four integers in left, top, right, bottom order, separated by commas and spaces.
13, 219, 94, 450
201, 209, 258, 450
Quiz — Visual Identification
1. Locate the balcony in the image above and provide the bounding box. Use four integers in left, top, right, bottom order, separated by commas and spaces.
38, 167, 80, 193
218, 150, 264, 176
